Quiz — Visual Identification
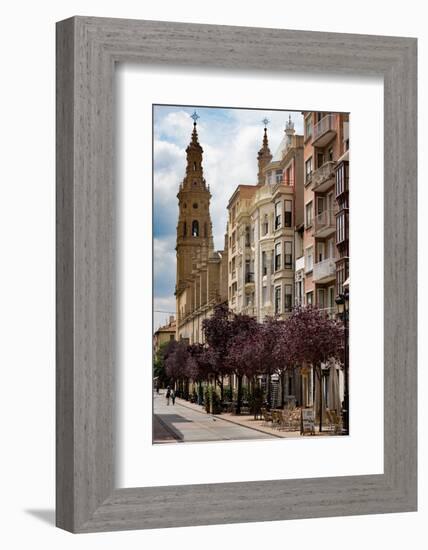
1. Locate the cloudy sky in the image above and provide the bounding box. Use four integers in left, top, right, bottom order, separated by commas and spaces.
153, 105, 304, 329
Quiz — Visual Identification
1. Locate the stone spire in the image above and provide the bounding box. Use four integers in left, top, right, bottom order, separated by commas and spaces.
181, 111, 206, 190
176, 112, 213, 296
285, 114, 295, 145
257, 118, 272, 185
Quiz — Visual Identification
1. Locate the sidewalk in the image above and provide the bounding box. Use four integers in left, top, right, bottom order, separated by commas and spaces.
175, 396, 304, 439
154, 392, 274, 442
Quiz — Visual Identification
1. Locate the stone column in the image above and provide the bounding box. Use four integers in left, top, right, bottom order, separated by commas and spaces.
200, 269, 208, 306
266, 250, 273, 306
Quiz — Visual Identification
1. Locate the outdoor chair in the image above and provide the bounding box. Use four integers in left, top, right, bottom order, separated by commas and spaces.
330, 409, 343, 434
261, 408, 272, 427
325, 409, 335, 432
281, 409, 289, 430
277, 410, 288, 430
280, 409, 293, 431
286, 402, 296, 411
271, 410, 282, 429
289, 408, 301, 431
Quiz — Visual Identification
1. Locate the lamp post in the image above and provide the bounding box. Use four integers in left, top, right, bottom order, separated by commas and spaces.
335, 287, 349, 435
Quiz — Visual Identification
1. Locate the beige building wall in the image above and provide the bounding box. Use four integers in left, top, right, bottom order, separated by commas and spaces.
227, 186, 257, 315
153, 316, 176, 355
226, 117, 304, 323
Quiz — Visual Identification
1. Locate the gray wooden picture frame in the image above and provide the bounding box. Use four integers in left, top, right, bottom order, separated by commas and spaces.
56, 16, 417, 533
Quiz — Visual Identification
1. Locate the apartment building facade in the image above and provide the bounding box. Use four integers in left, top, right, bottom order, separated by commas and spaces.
227, 117, 304, 323
153, 316, 176, 356
298, 111, 350, 313
225, 118, 306, 407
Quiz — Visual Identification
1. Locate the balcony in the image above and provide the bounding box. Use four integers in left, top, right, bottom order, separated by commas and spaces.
319, 306, 337, 319
305, 260, 313, 274
312, 258, 336, 283
312, 114, 337, 147
242, 304, 256, 317
314, 209, 335, 238
295, 256, 305, 272
312, 161, 336, 192
245, 272, 255, 285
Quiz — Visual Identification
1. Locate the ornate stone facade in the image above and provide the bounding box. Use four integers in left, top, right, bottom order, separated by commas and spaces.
227, 118, 304, 323
175, 116, 228, 343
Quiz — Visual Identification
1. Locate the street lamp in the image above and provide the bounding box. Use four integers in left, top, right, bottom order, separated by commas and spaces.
335, 286, 349, 435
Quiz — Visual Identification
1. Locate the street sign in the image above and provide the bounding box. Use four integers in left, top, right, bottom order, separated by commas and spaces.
301, 408, 315, 435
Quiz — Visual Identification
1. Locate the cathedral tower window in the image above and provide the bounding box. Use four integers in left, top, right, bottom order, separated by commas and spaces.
192, 220, 199, 237
183, 221, 187, 237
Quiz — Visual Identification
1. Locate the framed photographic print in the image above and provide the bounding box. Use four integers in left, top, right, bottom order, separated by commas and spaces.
56, 17, 417, 532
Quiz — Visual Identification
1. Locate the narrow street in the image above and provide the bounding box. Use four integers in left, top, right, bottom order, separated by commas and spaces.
153, 390, 275, 444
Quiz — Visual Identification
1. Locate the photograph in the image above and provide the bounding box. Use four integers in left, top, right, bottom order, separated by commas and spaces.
152, 105, 350, 444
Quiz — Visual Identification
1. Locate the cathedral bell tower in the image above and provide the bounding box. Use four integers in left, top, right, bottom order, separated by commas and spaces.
176, 112, 214, 297
257, 118, 273, 185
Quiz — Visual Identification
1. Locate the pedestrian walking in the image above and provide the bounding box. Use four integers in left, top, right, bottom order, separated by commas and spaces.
171, 389, 176, 406
166, 386, 171, 406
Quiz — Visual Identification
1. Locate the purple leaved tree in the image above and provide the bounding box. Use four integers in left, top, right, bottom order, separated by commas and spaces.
202, 303, 233, 401
225, 313, 261, 414
259, 317, 289, 408
186, 343, 211, 383
165, 340, 189, 397
186, 343, 212, 403
284, 306, 345, 431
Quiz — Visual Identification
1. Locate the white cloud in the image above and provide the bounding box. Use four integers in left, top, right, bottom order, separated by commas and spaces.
154, 237, 176, 281
154, 295, 177, 331
154, 109, 196, 148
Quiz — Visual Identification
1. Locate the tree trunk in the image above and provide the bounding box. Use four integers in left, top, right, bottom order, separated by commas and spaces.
266, 370, 271, 408
216, 375, 224, 402
281, 370, 286, 408
317, 367, 323, 433
236, 375, 243, 415
252, 376, 259, 419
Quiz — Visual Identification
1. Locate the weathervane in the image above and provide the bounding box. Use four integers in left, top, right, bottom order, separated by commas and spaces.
191, 111, 200, 124
262, 117, 270, 128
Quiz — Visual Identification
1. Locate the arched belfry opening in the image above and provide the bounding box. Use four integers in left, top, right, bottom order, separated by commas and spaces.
192, 220, 199, 237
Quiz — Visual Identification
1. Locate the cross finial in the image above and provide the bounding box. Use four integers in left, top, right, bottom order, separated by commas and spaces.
191, 111, 200, 124
262, 117, 270, 128
286, 114, 295, 133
